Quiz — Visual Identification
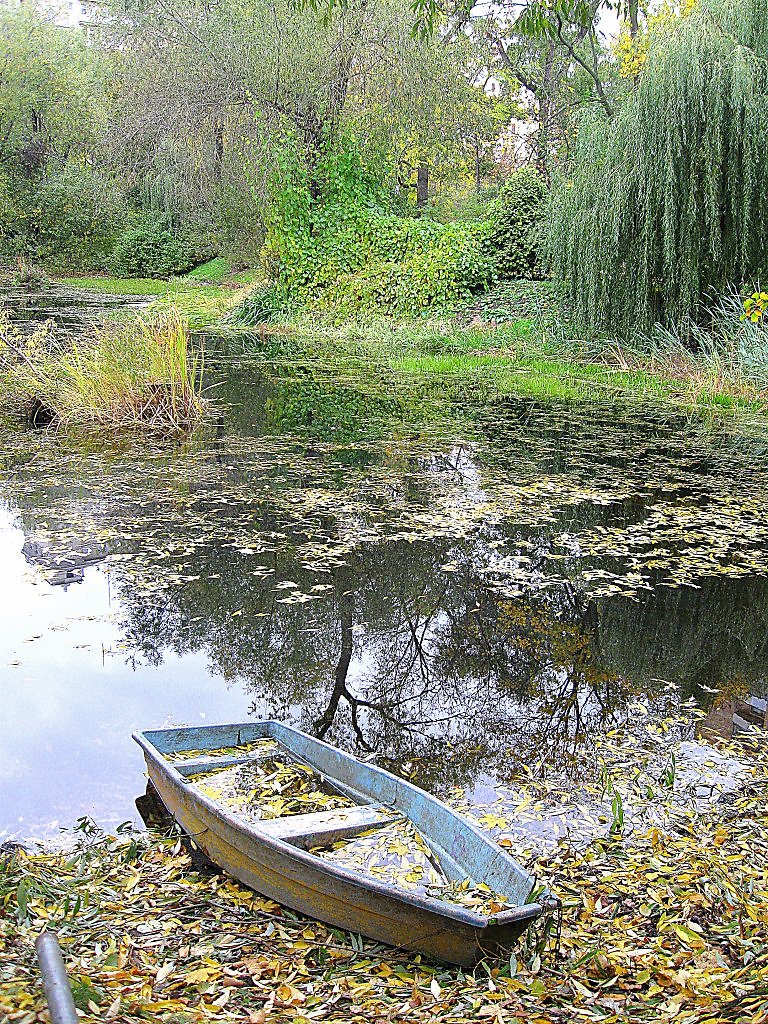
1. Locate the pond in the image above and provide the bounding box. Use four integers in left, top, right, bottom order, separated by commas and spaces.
1, 288, 767, 844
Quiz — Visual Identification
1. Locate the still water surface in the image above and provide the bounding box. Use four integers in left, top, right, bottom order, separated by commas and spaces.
1, 290, 766, 841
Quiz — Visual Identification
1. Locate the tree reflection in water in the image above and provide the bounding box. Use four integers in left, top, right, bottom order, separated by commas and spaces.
110, 521, 768, 799
3, 374, 768, 805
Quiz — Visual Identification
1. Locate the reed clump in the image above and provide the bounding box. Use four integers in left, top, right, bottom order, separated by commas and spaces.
0, 308, 207, 432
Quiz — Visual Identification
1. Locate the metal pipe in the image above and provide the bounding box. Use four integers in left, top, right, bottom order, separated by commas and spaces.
35, 932, 80, 1024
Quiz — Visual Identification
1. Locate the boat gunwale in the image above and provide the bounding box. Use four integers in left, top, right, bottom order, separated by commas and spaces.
133, 721, 545, 931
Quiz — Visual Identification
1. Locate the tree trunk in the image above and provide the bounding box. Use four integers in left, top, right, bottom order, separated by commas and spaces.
629, 0, 641, 88
628, 0, 639, 37
416, 163, 429, 209
213, 125, 224, 181
536, 41, 557, 179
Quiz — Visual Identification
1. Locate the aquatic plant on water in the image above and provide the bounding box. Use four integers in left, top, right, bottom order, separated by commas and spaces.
0, 307, 207, 431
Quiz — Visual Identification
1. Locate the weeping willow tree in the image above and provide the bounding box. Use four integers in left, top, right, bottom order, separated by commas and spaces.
550, 0, 768, 337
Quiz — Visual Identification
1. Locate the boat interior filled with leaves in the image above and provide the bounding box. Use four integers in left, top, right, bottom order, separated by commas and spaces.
133, 721, 551, 966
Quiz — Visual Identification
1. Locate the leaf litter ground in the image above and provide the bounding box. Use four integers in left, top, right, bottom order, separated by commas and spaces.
2, 711, 767, 1024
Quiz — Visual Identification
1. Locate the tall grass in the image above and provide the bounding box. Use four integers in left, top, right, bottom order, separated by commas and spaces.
0, 308, 207, 431
645, 289, 768, 388
596, 289, 768, 400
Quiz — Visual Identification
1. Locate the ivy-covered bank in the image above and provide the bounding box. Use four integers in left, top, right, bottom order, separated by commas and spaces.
259, 154, 546, 317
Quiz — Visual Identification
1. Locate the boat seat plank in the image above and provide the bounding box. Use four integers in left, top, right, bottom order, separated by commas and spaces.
176, 752, 277, 776
259, 803, 401, 847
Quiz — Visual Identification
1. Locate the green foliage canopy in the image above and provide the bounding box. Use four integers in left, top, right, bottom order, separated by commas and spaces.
107, 0, 489, 260
0, 6, 102, 174
0, 7, 120, 267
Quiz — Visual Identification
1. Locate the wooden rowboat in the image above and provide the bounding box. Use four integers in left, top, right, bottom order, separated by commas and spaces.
133, 720, 551, 966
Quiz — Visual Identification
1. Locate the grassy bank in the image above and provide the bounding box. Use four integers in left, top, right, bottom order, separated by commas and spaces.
59, 269, 257, 330
388, 351, 763, 410
2, 716, 767, 1024
42, 274, 768, 416
231, 311, 766, 417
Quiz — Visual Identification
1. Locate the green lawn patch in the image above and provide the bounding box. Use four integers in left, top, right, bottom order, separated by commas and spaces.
185, 257, 231, 282
60, 276, 179, 295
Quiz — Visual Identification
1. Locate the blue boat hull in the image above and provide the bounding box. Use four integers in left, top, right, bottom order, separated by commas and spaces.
134, 721, 548, 966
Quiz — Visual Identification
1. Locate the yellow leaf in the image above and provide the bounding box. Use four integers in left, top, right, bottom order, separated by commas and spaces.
673, 925, 705, 949
478, 813, 509, 830
185, 966, 221, 985
275, 983, 304, 1006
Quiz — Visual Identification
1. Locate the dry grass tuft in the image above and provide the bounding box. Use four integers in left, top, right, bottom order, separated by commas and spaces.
0, 307, 207, 432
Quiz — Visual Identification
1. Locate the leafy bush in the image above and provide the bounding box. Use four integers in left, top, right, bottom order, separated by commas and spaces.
108, 221, 199, 279
305, 214, 495, 314
489, 168, 548, 280
261, 142, 496, 316
33, 166, 126, 268
314, 219, 496, 314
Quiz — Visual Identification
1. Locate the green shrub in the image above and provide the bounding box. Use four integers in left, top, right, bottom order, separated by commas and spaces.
108, 221, 198, 279
227, 283, 290, 325
0, 176, 22, 263
260, 142, 496, 316
0, 164, 125, 270
314, 220, 496, 314
266, 204, 495, 315
33, 166, 125, 268
489, 168, 548, 280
